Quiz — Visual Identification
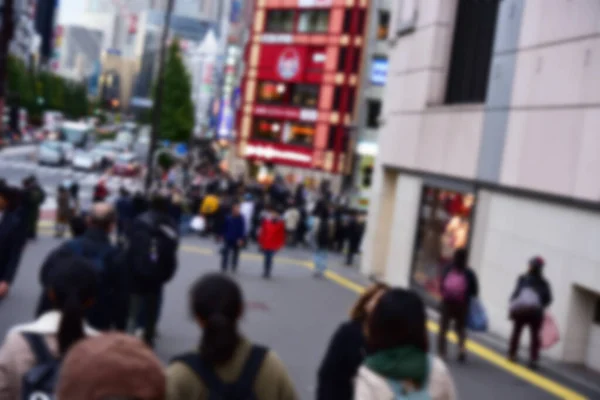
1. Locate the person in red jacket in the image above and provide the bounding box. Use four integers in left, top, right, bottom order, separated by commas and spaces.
258, 206, 286, 279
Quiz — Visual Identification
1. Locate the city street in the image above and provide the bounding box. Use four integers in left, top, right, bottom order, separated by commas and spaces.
0, 230, 595, 400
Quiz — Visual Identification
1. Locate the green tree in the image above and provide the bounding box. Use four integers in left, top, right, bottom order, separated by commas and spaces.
155, 38, 194, 142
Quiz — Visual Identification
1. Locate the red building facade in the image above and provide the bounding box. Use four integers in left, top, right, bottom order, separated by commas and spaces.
236, 0, 369, 175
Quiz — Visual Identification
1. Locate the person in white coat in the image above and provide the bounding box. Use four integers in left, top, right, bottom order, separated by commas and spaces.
240, 194, 255, 240
355, 289, 457, 400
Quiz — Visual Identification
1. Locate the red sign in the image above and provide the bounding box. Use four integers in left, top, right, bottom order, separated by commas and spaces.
245, 141, 314, 168
258, 45, 310, 83
277, 48, 301, 80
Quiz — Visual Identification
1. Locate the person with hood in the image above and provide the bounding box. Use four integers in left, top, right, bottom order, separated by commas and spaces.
508, 256, 553, 369
437, 248, 479, 362
317, 283, 388, 400
0, 185, 25, 299
57, 333, 165, 400
258, 207, 286, 279
355, 289, 457, 400
167, 273, 297, 400
0, 257, 99, 399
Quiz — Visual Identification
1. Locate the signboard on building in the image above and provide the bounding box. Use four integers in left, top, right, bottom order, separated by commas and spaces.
245, 141, 314, 168
371, 57, 388, 86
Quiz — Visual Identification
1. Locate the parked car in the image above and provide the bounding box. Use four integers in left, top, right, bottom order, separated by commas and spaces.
92, 141, 125, 168
38, 141, 68, 166
59, 121, 95, 149
72, 149, 98, 171
115, 130, 136, 150
112, 153, 141, 177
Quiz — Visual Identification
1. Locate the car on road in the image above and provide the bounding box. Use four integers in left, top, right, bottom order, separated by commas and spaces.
112, 153, 141, 177
38, 141, 69, 166
59, 121, 95, 149
115, 130, 136, 150
92, 141, 126, 168
72, 149, 98, 171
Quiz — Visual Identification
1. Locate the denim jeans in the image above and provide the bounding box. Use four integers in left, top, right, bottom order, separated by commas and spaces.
314, 249, 328, 274
263, 250, 275, 277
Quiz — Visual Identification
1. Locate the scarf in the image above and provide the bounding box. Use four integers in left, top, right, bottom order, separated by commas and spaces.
364, 346, 428, 383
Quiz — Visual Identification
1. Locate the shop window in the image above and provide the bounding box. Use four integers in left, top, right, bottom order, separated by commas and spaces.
366, 99, 381, 128
283, 122, 315, 147
343, 9, 352, 33
411, 187, 475, 301
377, 10, 390, 40
257, 81, 291, 104
445, 0, 500, 104
327, 126, 337, 150
265, 10, 295, 33
291, 84, 320, 108
253, 118, 282, 142
352, 49, 362, 73
298, 10, 330, 33
337, 47, 348, 71
332, 87, 342, 109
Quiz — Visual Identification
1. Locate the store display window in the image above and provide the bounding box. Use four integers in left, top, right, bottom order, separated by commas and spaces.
253, 118, 282, 142
291, 84, 320, 108
257, 81, 291, 104
298, 10, 330, 33
265, 10, 295, 32
411, 187, 475, 301
282, 122, 315, 147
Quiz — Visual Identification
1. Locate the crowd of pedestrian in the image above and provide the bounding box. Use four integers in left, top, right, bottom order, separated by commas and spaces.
0, 168, 556, 400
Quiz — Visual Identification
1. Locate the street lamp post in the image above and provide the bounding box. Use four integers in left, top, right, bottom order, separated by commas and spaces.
145, 0, 175, 191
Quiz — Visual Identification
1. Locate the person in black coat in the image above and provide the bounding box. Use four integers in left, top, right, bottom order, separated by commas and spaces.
0, 185, 25, 299
346, 211, 366, 266
317, 283, 388, 400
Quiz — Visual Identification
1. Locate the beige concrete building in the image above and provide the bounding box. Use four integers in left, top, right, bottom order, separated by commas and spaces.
361, 0, 600, 371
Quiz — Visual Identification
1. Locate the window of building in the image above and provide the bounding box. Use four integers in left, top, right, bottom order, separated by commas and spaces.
356, 9, 366, 35
345, 88, 356, 114
332, 87, 342, 110
352, 49, 362, 73
445, 0, 500, 104
291, 84, 320, 108
253, 118, 282, 142
265, 10, 295, 32
366, 99, 381, 128
256, 81, 291, 104
283, 122, 315, 147
298, 10, 329, 33
411, 187, 475, 301
377, 10, 390, 40
342, 9, 352, 33
327, 126, 337, 150
337, 47, 348, 71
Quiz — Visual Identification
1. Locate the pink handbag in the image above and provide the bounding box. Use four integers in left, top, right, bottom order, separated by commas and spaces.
540, 313, 560, 349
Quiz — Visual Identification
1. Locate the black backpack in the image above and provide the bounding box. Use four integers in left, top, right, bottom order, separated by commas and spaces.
172, 346, 267, 400
21, 333, 60, 400
130, 213, 178, 285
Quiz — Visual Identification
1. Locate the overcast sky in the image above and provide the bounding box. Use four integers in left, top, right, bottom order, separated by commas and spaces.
57, 0, 86, 25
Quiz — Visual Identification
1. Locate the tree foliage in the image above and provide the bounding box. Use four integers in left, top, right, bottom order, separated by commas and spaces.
155, 39, 194, 142
6, 55, 90, 122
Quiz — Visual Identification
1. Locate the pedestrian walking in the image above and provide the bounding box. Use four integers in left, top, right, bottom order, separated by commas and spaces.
437, 248, 479, 363
57, 333, 165, 400
200, 189, 220, 235
167, 273, 298, 400
314, 207, 331, 278
55, 185, 71, 238
240, 193, 254, 241
23, 176, 45, 240
317, 283, 388, 400
126, 191, 179, 347
355, 289, 457, 400
36, 203, 128, 331
508, 256, 552, 369
115, 187, 134, 240
0, 257, 99, 399
346, 211, 366, 266
220, 203, 245, 273
258, 207, 286, 279
92, 179, 109, 203
0, 185, 25, 299
283, 203, 300, 246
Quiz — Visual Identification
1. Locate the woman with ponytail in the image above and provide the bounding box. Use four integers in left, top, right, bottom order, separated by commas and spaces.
0, 257, 99, 399
167, 273, 298, 400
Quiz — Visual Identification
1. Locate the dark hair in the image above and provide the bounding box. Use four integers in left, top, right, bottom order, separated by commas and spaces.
367, 289, 428, 354
191, 274, 243, 365
46, 257, 98, 354
453, 248, 468, 269
349, 282, 389, 321
149, 192, 170, 212
69, 215, 87, 237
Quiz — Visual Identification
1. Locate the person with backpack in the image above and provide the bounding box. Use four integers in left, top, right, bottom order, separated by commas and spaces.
508, 256, 552, 369
437, 248, 479, 362
258, 207, 286, 279
354, 289, 457, 400
0, 257, 99, 399
36, 203, 128, 331
166, 273, 297, 400
57, 333, 166, 400
126, 191, 179, 347
220, 203, 246, 273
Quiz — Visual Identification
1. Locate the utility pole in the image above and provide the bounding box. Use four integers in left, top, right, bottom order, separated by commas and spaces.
0, 0, 15, 133
144, 0, 174, 191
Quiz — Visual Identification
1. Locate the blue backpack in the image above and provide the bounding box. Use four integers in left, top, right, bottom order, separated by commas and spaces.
387, 355, 433, 400
21, 333, 60, 400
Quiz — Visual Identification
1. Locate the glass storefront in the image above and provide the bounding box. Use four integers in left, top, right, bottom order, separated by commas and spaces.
257, 81, 290, 104
282, 122, 315, 147
411, 186, 475, 301
253, 118, 281, 142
